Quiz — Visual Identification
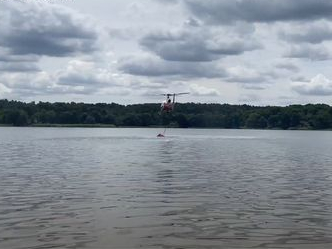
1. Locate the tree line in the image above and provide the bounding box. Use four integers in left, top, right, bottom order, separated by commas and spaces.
0, 99, 332, 130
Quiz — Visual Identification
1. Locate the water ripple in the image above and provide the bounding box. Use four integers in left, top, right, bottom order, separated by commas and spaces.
1, 128, 332, 248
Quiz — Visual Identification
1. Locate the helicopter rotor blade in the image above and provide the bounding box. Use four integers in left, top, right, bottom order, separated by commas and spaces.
159, 92, 189, 96
174, 92, 190, 96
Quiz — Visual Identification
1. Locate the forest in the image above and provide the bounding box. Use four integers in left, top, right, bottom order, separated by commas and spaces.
0, 99, 332, 130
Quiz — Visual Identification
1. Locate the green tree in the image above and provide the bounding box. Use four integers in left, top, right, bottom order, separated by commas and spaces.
246, 113, 267, 129
84, 115, 96, 124
175, 114, 189, 128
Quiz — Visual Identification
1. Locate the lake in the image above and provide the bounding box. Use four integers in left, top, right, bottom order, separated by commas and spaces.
1, 127, 332, 249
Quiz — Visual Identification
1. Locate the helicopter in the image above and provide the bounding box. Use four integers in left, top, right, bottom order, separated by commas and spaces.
160, 92, 189, 113
157, 92, 189, 137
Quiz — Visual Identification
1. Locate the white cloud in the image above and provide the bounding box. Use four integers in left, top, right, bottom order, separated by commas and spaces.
1, 0, 332, 105
57, 60, 122, 88
119, 55, 225, 79
0, 59, 128, 97
284, 44, 332, 61
279, 21, 332, 44
238, 94, 260, 103
225, 66, 267, 83
0, 83, 12, 97
292, 74, 332, 96
190, 84, 220, 96
0, 1, 102, 58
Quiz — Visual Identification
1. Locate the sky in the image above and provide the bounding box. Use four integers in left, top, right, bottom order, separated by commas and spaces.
1, 0, 332, 105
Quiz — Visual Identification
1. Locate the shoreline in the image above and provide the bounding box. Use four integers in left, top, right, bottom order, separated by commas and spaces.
0, 124, 331, 131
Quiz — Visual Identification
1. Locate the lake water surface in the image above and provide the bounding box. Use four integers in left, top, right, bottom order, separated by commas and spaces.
1, 127, 332, 249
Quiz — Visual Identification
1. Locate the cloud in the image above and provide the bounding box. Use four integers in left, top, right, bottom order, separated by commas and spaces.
0, 83, 12, 97
0, 71, 56, 96
0, 1, 100, 57
190, 84, 220, 96
184, 17, 201, 27
155, 0, 179, 4
140, 24, 261, 62
0, 59, 130, 97
279, 21, 332, 44
292, 74, 332, 96
99, 87, 132, 96
56, 60, 121, 88
2, 56, 197, 99
130, 80, 165, 90
119, 55, 225, 79
241, 84, 267, 90
1, 0, 332, 105
0, 49, 39, 63
0, 70, 101, 97
239, 94, 261, 103
291, 76, 309, 82
0, 48, 40, 72
285, 44, 332, 61
0, 62, 39, 72
225, 66, 270, 84
275, 61, 299, 72
109, 28, 138, 40
183, 0, 332, 24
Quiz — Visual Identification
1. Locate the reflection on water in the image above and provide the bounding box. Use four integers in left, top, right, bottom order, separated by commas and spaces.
1, 128, 332, 248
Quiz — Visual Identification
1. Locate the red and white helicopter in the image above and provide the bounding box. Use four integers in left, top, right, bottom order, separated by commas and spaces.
157, 92, 189, 137
160, 92, 189, 113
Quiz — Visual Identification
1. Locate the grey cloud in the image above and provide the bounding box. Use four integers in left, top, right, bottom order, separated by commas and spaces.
206, 39, 261, 56
184, 17, 201, 27
0, 49, 40, 72
0, 71, 100, 97
109, 28, 133, 40
155, 0, 179, 4
57, 72, 120, 89
226, 75, 267, 84
224, 66, 273, 84
119, 56, 225, 78
129, 81, 165, 90
0, 49, 40, 71
140, 32, 218, 61
184, 0, 332, 24
279, 22, 332, 44
291, 76, 309, 82
239, 94, 261, 102
0, 72, 53, 95
293, 85, 332, 96
292, 74, 332, 96
2, 33, 96, 57
11, 85, 96, 96
109, 27, 143, 40
190, 84, 220, 96
56, 60, 123, 89
240, 84, 267, 90
0, 2, 99, 57
275, 62, 299, 72
140, 28, 261, 62
0, 62, 40, 72
285, 45, 332, 60
0, 52, 39, 63
58, 74, 105, 87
